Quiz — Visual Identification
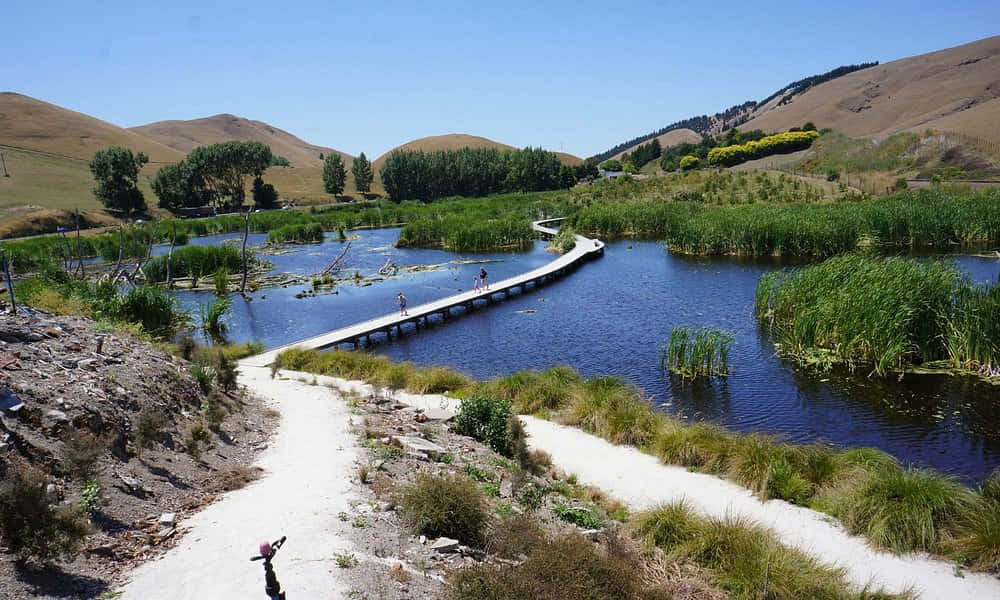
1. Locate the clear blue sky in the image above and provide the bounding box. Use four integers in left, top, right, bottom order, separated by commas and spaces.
5, 1, 998, 158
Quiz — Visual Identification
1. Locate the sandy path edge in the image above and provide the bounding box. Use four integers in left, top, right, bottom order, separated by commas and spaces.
520, 416, 1000, 600
116, 366, 359, 599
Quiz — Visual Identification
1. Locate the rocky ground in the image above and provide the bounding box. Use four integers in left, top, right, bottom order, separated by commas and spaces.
328, 378, 717, 600
0, 311, 274, 599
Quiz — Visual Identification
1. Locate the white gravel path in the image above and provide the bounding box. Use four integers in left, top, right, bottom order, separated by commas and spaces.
118, 365, 360, 600
520, 416, 1000, 600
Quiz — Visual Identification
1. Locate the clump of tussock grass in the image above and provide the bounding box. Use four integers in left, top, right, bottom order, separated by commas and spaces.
661, 326, 733, 379
820, 467, 972, 553
397, 473, 489, 547
952, 470, 1000, 572
632, 502, 906, 599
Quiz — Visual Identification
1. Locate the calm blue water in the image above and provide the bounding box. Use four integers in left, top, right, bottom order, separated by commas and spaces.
170, 229, 1000, 482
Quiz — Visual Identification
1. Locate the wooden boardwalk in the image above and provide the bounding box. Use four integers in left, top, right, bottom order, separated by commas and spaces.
241, 219, 604, 367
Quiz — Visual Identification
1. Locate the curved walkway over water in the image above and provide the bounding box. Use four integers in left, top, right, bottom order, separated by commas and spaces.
241, 218, 604, 367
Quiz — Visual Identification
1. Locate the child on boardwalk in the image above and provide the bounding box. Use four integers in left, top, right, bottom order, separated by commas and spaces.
397, 292, 408, 316
473, 275, 480, 292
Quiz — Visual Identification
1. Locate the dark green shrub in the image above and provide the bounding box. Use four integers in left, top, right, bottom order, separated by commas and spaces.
0, 466, 89, 563
455, 395, 513, 457
398, 474, 489, 546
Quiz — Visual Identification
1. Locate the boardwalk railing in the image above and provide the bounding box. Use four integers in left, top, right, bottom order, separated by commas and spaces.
241, 218, 604, 367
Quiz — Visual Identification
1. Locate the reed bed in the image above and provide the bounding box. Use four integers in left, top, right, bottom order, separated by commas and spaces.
755, 254, 1000, 376
278, 348, 1000, 568
266, 223, 324, 244
143, 245, 247, 283
547, 226, 577, 254
667, 188, 1000, 256
661, 326, 733, 378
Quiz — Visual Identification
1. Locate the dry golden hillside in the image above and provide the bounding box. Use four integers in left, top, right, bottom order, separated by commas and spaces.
130, 114, 351, 167
372, 133, 582, 172
612, 128, 703, 161
741, 35, 1000, 143
0, 92, 183, 163
0, 93, 182, 222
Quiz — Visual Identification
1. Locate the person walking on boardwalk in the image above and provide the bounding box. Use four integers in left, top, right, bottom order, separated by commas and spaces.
397, 292, 408, 316
479, 267, 489, 291
472, 274, 480, 292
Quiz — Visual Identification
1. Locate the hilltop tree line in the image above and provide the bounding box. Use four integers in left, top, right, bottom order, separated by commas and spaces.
758, 62, 879, 107
379, 147, 594, 202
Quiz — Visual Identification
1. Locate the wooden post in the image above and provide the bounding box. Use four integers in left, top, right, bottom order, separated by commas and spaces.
0, 152, 8, 177
240, 208, 250, 294
166, 223, 176, 289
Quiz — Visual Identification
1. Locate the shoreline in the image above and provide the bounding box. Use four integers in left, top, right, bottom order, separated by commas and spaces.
266, 365, 1000, 598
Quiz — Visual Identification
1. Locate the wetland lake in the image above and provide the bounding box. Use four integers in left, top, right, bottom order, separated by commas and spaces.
170, 228, 1000, 481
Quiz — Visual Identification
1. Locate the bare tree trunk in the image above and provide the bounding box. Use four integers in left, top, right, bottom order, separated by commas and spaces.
111, 226, 125, 282
166, 223, 176, 289
321, 241, 352, 276
240, 208, 250, 294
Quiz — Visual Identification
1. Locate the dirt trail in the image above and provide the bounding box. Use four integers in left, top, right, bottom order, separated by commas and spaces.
118, 365, 358, 599
520, 416, 1000, 600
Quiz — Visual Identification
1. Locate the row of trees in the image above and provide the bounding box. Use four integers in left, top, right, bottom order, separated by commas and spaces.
151, 141, 277, 212
379, 147, 582, 202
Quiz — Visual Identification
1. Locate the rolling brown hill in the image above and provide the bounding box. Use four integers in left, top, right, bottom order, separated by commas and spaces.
0, 92, 183, 163
740, 35, 1000, 143
130, 114, 351, 167
372, 134, 582, 172
612, 128, 702, 161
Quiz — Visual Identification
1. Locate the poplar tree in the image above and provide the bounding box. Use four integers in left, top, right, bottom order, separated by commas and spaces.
322, 153, 347, 196
351, 152, 373, 194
